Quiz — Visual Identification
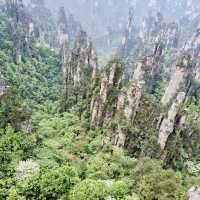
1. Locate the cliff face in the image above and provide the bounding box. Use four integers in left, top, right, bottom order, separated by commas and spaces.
116, 43, 163, 124
159, 92, 186, 151
0, 78, 6, 97
139, 13, 179, 49
5, 0, 31, 64
161, 54, 192, 106
82, 23, 199, 165
122, 11, 179, 57
156, 28, 200, 158
90, 58, 123, 128
57, 7, 82, 49
61, 31, 98, 111
120, 8, 134, 57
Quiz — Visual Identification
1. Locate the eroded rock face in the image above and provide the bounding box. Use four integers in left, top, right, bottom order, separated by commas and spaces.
188, 186, 200, 200
15, 47, 22, 65
0, 78, 6, 97
57, 7, 69, 47
161, 66, 188, 105
62, 31, 98, 109
71, 31, 98, 86
164, 23, 179, 48
117, 59, 146, 121
90, 59, 123, 128
6, 0, 24, 22
184, 29, 200, 56
117, 41, 164, 121
20, 119, 33, 133
159, 92, 186, 151
158, 28, 200, 154
139, 13, 179, 49
57, 7, 82, 48
114, 125, 126, 148
161, 54, 191, 106
121, 7, 134, 56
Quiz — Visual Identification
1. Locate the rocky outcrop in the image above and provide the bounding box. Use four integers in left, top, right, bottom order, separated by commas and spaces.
188, 186, 200, 200
158, 92, 186, 151
116, 58, 146, 122
139, 13, 179, 49
4, 0, 34, 64
62, 31, 98, 110
139, 13, 163, 44
6, 0, 24, 23
57, 7, 69, 47
57, 7, 82, 49
161, 54, 192, 106
67, 31, 98, 87
120, 7, 134, 56
113, 42, 164, 147
67, 13, 82, 45
184, 29, 200, 54
158, 29, 199, 152
20, 119, 33, 133
164, 22, 179, 48
113, 124, 126, 148
6, 0, 24, 64
161, 27, 199, 106
161, 66, 188, 106
90, 59, 123, 128
0, 78, 6, 97
27, 0, 56, 48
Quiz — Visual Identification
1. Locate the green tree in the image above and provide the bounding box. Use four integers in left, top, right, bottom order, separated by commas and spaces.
69, 179, 108, 200
39, 166, 79, 199
110, 180, 131, 199
131, 158, 187, 200
0, 125, 36, 177
19, 166, 79, 200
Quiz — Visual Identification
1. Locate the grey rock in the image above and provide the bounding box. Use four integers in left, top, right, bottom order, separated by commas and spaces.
188, 186, 200, 200
159, 92, 186, 150
0, 78, 6, 97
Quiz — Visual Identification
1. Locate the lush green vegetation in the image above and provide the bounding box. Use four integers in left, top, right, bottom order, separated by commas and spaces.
0, 12, 62, 106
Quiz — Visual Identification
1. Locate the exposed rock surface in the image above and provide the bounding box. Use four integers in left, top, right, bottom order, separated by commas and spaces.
158, 29, 200, 152
20, 119, 33, 133
139, 13, 179, 49
57, 7, 82, 49
188, 186, 200, 200
57, 7, 69, 47
161, 65, 189, 106
90, 59, 123, 128
114, 125, 126, 148
184, 29, 200, 54
27, 0, 55, 48
6, 0, 24, 22
64, 31, 97, 87
161, 52, 193, 106
120, 7, 134, 56
5, 0, 33, 64
158, 92, 186, 151
0, 78, 6, 97
62, 30, 98, 111
117, 59, 146, 122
